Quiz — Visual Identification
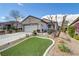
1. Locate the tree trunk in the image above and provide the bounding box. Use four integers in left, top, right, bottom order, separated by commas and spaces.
57, 15, 67, 37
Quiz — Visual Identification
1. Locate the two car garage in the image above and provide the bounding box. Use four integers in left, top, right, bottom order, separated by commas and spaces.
24, 24, 38, 33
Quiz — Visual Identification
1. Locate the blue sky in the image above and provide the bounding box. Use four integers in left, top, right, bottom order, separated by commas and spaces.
0, 3, 79, 22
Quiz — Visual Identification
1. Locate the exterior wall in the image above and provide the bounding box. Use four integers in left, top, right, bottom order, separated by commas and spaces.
22, 23, 48, 33
22, 16, 48, 32
9, 22, 22, 29
48, 22, 58, 31
41, 23, 48, 31
73, 21, 79, 34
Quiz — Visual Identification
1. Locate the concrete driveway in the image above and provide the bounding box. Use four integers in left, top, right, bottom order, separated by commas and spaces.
0, 32, 26, 46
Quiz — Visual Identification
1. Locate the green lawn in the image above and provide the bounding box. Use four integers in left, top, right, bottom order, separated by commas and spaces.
1, 36, 52, 56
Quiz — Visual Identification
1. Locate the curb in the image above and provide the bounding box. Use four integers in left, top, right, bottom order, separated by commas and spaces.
43, 38, 55, 56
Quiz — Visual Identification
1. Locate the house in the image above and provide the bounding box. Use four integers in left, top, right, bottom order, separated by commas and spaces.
0, 21, 22, 34
22, 15, 48, 33
22, 15, 59, 33
70, 17, 79, 34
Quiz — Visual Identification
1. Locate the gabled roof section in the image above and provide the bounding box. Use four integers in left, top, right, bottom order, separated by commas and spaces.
69, 17, 79, 26
0, 21, 21, 25
42, 18, 51, 23
21, 15, 48, 24
22, 15, 42, 22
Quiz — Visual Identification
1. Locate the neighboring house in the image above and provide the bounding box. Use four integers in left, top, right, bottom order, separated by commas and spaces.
0, 21, 22, 34
70, 17, 79, 34
22, 15, 59, 33
22, 15, 48, 33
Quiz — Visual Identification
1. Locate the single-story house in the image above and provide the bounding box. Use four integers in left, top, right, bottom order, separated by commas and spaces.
70, 17, 79, 34
22, 15, 59, 33
22, 15, 49, 33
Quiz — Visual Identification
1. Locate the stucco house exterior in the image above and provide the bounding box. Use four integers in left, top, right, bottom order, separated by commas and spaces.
70, 17, 79, 34
22, 15, 48, 33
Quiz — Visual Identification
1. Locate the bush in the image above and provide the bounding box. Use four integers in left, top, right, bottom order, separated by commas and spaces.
32, 30, 37, 36
3, 26, 6, 30
67, 26, 75, 38
74, 35, 79, 40
37, 29, 40, 33
58, 40, 64, 44
11, 26, 16, 30
47, 29, 52, 34
58, 43, 70, 53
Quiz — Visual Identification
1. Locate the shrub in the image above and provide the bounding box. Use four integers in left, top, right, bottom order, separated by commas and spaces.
58, 43, 70, 53
3, 26, 6, 30
67, 26, 75, 38
37, 29, 40, 33
47, 29, 52, 34
58, 40, 64, 44
26, 34, 29, 37
11, 26, 16, 30
74, 35, 79, 40
32, 30, 37, 36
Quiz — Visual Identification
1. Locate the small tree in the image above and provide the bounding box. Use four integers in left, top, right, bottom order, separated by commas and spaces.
10, 10, 21, 21
47, 28, 53, 34
9, 10, 21, 29
57, 15, 67, 37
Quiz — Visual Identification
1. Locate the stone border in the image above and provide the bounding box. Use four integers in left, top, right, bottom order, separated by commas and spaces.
43, 37, 55, 56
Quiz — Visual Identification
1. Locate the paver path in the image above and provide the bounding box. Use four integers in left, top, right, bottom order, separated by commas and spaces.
47, 32, 79, 56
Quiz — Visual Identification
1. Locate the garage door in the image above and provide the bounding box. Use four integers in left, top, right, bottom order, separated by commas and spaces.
24, 25, 38, 33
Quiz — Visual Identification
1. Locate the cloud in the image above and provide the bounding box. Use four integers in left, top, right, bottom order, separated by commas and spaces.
0, 16, 6, 22
0, 16, 6, 19
17, 3, 23, 6
42, 14, 79, 26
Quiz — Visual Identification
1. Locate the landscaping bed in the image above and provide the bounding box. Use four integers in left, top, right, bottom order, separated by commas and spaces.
47, 32, 79, 56
1, 36, 52, 56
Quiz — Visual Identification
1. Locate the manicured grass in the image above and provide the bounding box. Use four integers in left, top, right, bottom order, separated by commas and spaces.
1, 36, 52, 56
